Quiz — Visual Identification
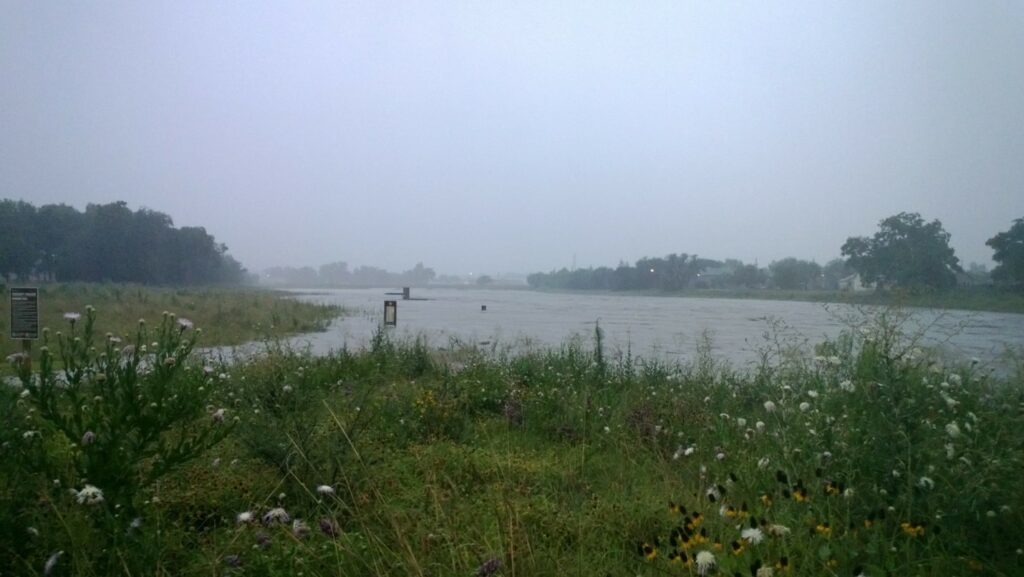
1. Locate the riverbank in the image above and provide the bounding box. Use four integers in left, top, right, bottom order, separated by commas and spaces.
533, 286, 1024, 315
2, 314, 1022, 576
0, 283, 342, 361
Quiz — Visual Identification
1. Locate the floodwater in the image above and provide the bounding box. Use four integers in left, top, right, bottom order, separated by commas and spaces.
270, 288, 1024, 371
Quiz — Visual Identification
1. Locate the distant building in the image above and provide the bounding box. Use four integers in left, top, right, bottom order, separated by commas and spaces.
838, 274, 872, 292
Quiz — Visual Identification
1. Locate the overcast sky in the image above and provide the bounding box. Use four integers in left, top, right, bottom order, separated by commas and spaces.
2, 1, 1022, 275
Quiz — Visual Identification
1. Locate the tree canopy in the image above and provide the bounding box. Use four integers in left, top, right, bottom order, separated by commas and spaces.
987, 218, 1024, 287
841, 212, 961, 290
0, 199, 246, 285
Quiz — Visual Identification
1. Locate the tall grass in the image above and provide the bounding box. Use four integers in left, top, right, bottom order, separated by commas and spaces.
1, 308, 1022, 576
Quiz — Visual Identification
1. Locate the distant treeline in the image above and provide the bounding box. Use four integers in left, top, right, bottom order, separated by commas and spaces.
527, 254, 858, 291
0, 199, 246, 285
263, 262, 438, 287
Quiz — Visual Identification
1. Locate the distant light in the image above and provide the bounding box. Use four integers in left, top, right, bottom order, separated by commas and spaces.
650, 268, 655, 273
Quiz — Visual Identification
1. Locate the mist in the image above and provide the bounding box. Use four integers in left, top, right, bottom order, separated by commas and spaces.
2, 1, 1021, 276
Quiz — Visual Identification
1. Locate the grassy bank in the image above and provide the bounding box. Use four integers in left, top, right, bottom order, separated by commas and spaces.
0, 283, 342, 361
2, 308, 1023, 576
538, 286, 1024, 315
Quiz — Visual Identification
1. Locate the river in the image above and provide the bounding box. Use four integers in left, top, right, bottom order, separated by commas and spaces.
269, 288, 1024, 371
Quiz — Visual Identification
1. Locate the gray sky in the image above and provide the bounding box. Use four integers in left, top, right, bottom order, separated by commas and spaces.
2, 1, 1022, 275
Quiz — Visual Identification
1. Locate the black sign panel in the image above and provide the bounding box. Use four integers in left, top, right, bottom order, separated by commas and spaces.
10, 287, 39, 340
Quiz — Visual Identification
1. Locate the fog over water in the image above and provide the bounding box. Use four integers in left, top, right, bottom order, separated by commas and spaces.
2, 2, 1023, 276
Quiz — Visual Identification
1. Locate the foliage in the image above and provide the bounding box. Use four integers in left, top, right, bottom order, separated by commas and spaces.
0, 283, 341, 361
987, 217, 1024, 287
841, 212, 962, 290
0, 199, 246, 284
527, 253, 708, 291
13, 308, 235, 513
2, 310, 1023, 576
768, 257, 822, 290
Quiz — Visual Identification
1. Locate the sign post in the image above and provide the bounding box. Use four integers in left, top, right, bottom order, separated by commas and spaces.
383, 300, 397, 327
9, 287, 39, 371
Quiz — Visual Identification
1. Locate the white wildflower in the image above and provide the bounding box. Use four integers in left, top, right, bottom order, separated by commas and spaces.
741, 527, 764, 545
757, 457, 771, 470
763, 400, 776, 412
44, 551, 63, 576
236, 511, 254, 524
262, 507, 290, 525
684, 446, 696, 457
177, 318, 194, 330
839, 380, 855, 392
63, 312, 81, 322
945, 422, 961, 438
282, 384, 293, 393
799, 402, 811, 412
766, 523, 790, 537
212, 408, 226, 423
75, 485, 104, 506
945, 443, 955, 459
756, 567, 775, 577
807, 390, 819, 399
917, 476, 935, 490
316, 485, 335, 496
695, 550, 716, 575
755, 421, 765, 433
736, 417, 747, 428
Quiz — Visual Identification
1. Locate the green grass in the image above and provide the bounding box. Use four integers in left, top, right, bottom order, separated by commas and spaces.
2, 310, 1023, 576
0, 283, 342, 361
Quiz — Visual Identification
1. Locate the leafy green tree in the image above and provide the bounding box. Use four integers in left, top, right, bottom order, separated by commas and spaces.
841, 212, 961, 290
987, 218, 1024, 287
768, 258, 822, 290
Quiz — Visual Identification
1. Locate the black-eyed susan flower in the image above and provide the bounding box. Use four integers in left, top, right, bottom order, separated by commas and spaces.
731, 540, 745, 555
760, 492, 773, 507
775, 556, 790, 571
637, 541, 658, 560
669, 501, 686, 515
668, 550, 692, 566
900, 521, 925, 537
814, 522, 832, 537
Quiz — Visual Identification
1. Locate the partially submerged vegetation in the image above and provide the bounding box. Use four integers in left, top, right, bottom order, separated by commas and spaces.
2, 308, 1022, 576
0, 283, 341, 361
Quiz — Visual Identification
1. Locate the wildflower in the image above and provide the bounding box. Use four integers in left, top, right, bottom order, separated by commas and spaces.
843, 488, 855, 499
706, 485, 721, 502
177, 317, 194, 330
319, 517, 340, 537
945, 443, 956, 459
775, 556, 790, 571
814, 522, 832, 537
317, 484, 335, 496
827, 355, 841, 366
716, 451, 726, 461
212, 408, 226, 423
756, 567, 775, 577
736, 417, 747, 428
945, 422, 961, 438
130, 517, 142, 530
684, 446, 696, 457
282, 384, 293, 393
27, 526, 40, 537
44, 551, 63, 577
73, 484, 104, 506
668, 550, 691, 566
755, 421, 766, 433
760, 492, 773, 506
757, 457, 771, 470
262, 507, 290, 525
64, 312, 81, 323
236, 511, 254, 524
695, 550, 716, 575
900, 522, 925, 537
224, 554, 243, 568
839, 380, 855, 392
917, 476, 935, 490
799, 402, 811, 412
23, 430, 41, 440
638, 541, 658, 560
807, 390, 819, 399
763, 401, 776, 412
730, 540, 745, 555
742, 527, 764, 545
792, 486, 808, 503
474, 557, 502, 577
292, 519, 310, 538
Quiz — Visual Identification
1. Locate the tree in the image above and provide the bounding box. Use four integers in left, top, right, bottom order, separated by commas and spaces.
987, 218, 1024, 287
769, 258, 822, 290
841, 212, 961, 290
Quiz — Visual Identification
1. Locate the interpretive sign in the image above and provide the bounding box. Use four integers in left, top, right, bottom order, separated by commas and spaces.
10, 287, 39, 340
384, 300, 397, 326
